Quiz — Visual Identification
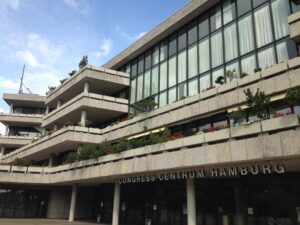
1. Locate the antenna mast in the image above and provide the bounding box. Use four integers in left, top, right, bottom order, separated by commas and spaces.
18, 65, 32, 94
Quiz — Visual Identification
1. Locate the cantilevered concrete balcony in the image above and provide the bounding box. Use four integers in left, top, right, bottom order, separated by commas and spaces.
42, 93, 128, 129
0, 135, 36, 149
3, 93, 45, 108
0, 113, 42, 127
45, 65, 130, 109
289, 11, 300, 43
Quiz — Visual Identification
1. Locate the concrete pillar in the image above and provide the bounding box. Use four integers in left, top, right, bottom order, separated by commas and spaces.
234, 184, 245, 225
48, 154, 54, 167
187, 179, 196, 225
9, 103, 13, 113
0, 147, 5, 159
57, 100, 61, 108
68, 184, 78, 222
84, 81, 90, 94
5, 125, 9, 136
80, 110, 87, 127
112, 182, 121, 225
45, 105, 50, 115
53, 124, 58, 131
77, 145, 83, 154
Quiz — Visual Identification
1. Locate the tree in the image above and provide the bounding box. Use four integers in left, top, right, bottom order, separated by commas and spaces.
68, 70, 77, 76
228, 107, 246, 125
79, 56, 88, 69
286, 85, 300, 106
244, 88, 270, 120
46, 86, 56, 95
60, 78, 67, 84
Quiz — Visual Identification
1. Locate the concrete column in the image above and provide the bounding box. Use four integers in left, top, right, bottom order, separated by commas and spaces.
234, 184, 245, 225
48, 154, 54, 167
5, 125, 9, 136
112, 182, 121, 225
57, 100, 61, 108
77, 145, 83, 154
0, 147, 5, 159
80, 110, 87, 127
53, 124, 58, 131
9, 103, 13, 113
68, 184, 78, 222
45, 105, 50, 115
84, 81, 90, 94
187, 179, 196, 225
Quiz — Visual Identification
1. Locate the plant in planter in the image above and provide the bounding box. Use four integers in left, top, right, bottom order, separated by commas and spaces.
285, 85, 300, 106
224, 70, 237, 82
244, 88, 271, 120
215, 76, 225, 85
240, 72, 249, 79
271, 112, 285, 118
11, 158, 29, 167
134, 99, 157, 113
254, 68, 262, 73
228, 107, 246, 126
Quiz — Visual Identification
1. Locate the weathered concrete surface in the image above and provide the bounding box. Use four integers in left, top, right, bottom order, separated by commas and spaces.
0, 219, 102, 225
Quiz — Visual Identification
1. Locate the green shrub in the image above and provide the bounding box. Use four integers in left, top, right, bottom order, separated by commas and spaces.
286, 85, 300, 106
98, 141, 113, 156
66, 152, 78, 163
11, 158, 29, 167
112, 139, 129, 154
215, 76, 225, 85
78, 144, 98, 160
228, 107, 246, 125
149, 128, 171, 144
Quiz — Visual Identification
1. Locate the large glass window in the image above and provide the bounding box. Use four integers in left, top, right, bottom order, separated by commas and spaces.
144, 70, 151, 98
200, 73, 211, 91
223, 0, 236, 25
145, 51, 151, 70
169, 35, 177, 56
258, 45, 276, 69
238, 14, 255, 55
210, 6, 222, 31
188, 44, 198, 78
224, 23, 238, 62
178, 50, 187, 83
188, 78, 198, 96
254, 4, 273, 48
169, 87, 177, 104
137, 75, 143, 101
160, 62, 167, 91
199, 14, 209, 39
211, 31, 223, 68
212, 67, 224, 87
271, 0, 290, 40
151, 66, 159, 95
178, 82, 187, 100
178, 30, 187, 51
130, 79, 136, 104
126, 64, 131, 74
152, 45, 159, 65
199, 37, 210, 73
159, 91, 167, 107
188, 22, 198, 45
241, 54, 257, 74
237, 0, 251, 16
226, 61, 240, 79
253, 0, 268, 8
169, 56, 177, 87
138, 56, 144, 74
131, 60, 137, 77
160, 41, 168, 62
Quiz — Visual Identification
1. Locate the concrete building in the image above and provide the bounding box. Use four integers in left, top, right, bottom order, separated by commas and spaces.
0, 0, 300, 225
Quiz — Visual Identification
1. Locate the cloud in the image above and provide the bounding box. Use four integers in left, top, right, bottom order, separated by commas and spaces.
63, 0, 90, 15
3, 0, 21, 11
16, 50, 41, 68
0, 108, 6, 136
134, 32, 147, 40
115, 25, 147, 42
95, 38, 113, 58
0, 76, 19, 90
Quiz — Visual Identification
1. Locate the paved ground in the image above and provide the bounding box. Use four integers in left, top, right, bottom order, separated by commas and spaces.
0, 219, 108, 225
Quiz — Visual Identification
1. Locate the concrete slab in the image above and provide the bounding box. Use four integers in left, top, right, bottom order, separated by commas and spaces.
0, 219, 104, 225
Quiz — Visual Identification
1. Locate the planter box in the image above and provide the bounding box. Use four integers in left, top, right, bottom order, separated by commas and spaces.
217, 80, 238, 94
204, 128, 230, 143
27, 167, 43, 173
230, 122, 262, 138
261, 62, 288, 78
237, 72, 261, 87
164, 138, 184, 150
183, 94, 200, 105
0, 165, 10, 172
288, 57, 300, 70
200, 88, 217, 100
261, 114, 299, 132
11, 166, 27, 173
183, 133, 205, 146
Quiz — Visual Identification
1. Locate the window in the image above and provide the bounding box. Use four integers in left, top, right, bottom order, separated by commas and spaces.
238, 14, 255, 55
178, 30, 187, 51
237, 0, 251, 16
169, 35, 177, 56
168, 56, 177, 87
223, 0, 236, 25
152, 45, 159, 65
126, 64, 131, 74
160, 62, 167, 91
178, 82, 187, 100
241, 54, 256, 74
151, 66, 159, 95
131, 60, 137, 77
212, 67, 224, 87
138, 56, 144, 74
254, 4, 273, 48
137, 75, 143, 101
210, 6, 222, 31
211, 31, 223, 68
188, 78, 198, 96
188, 44, 198, 78
200, 73, 211, 91
145, 51, 151, 70
199, 14, 209, 39
130, 79, 136, 104
178, 50, 187, 83
188, 22, 198, 45
253, 0, 268, 8
144, 70, 151, 98
159, 92, 167, 107
169, 87, 177, 104
224, 23, 238, 62
271, 0, 290, 40
258, 45, 276, 69
276, 40, 289, 63
160, 41, 168, 62
199, 37, 210, 73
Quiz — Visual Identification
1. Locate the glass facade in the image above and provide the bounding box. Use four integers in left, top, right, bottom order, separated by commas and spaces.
120, 0, 297, 109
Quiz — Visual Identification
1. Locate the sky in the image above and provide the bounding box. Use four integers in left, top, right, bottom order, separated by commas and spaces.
0, 0, 189, 134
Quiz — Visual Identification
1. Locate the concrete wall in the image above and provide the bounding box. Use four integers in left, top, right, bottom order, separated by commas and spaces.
47, 187, 71, 219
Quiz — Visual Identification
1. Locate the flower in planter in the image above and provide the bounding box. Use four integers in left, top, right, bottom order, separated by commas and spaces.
169, 135, 177, 140
271, 112, 285, 118
177, 133, 185, 139
203, 127, 215, 133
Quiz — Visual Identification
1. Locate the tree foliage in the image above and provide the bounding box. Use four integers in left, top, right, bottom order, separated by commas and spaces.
286, 85, 300, 106
228, 107, 246, 125
46, 86, 56, 95
134, 99, 157, 112
68, 70, 77, 77
79, 55, 88, 69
